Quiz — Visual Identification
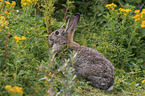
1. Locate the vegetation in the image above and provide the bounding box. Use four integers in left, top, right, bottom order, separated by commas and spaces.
0, 0, 145, 95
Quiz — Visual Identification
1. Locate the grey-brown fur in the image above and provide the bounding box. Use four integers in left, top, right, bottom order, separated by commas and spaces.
48, 13, 115, 91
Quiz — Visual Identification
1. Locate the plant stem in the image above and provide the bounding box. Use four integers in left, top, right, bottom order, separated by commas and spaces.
3, 32, 10, 70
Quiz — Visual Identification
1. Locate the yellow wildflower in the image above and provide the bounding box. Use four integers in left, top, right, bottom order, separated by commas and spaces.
4, 21, 9, 25
142, 80, 145, 83
135, 18, 141, 22
125, 9, 131, 13
44, 82, 47, 84
49, 72, 51, 75
142, 21, 145, 25
8, 13, 11, 15
142, 9, 145, 12
112, 3, 117, 7
141, 24, 145, 28
119, 8, 125, 12
13, 36, 22, 43
0, 0, 2, 2
27, 0, 32, 3
21, 91, 24, 94
6, 26, 9, 29
106, 4, 111, 8
33, 0, 38, 2
21, 36, 26, 40
12, 1, 16, 5
19, 87, 23, 90
134, 10, 140, 13
5, 1, 10, 5
10, 88, 15, 92
1, 24, 4, 27
0, 16, 5, 19
54, 87, 56, 89
5, 85, 12, 89
106, 3, 117, 8
23, 3, 28, 6
5, 12, 8, 14
124, 14, 127, 16
44, 76, 47, 78
140, 11, 145, 15
133, 14, 140, 19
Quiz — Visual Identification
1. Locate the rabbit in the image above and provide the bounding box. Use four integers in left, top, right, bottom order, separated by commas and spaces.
48, 13, 115, 91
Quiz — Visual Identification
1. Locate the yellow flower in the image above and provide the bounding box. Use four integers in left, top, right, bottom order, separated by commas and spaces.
44, 82, 47, 84
124, 14, 127, 16
5, 12, 8, 14
0, 16, 5, 19
27, 0, 32, 3
142, 21, 145, 25
10, 88, 15, 92
119, 8, 125, 12
125, 9, 131, 13
21, 91, 23, 94
19, 87, 23, 90
106, 3, 117, 8
106, 4, 111, 8
16, 40, 19, 43
13, 36, 22, 43
6, 26, 9, 29
21, 36, 26, 40
142, 80, 145, 83
141, 24, 145, 28
1, 20, 9, 25
33, 0, 38, 2
133, 14, 140, 19
1, 24, 4, 27
142, 9, 145, 12
140, 11, 145, 15
44, 76, 47, 78
134, 10, 140, 13
0, 0, 2, 2
8, 13, 11, 15
54, 87, 56, 89
13, 36, 20, 40
23, 3, 28, 6
12, 1, 16, 5
135, 18, 141, 22
49, 72, 51, 75
5, 1, 10, 5
5, 85, 12, 89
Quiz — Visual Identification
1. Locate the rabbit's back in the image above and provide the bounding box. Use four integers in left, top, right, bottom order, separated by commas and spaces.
72, 46, 115, 90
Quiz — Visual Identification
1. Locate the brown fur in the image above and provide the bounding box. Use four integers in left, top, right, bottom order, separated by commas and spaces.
48, 13, 115, 91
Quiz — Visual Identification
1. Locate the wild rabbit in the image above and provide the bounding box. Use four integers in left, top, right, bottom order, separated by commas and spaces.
48, 13, 115, 91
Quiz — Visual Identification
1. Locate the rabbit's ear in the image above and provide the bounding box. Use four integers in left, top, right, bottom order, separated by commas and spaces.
65, 13, 80, 34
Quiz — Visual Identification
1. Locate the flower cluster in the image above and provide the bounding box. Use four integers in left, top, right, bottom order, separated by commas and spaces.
5, 85, 23, 95
106, 3, 117, 8
106, 3, 117, 10
0, 16, 9, 28
5, 1, 16, 6
21, 0, 38, 6
142, 80, 145, 84
13, 36, 26, 43
119, 8, 131, 13
133, 9, 145, 28
5, 12, 11, 15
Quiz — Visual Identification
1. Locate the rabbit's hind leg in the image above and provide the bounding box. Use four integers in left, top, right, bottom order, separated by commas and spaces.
88, 76, 114, 91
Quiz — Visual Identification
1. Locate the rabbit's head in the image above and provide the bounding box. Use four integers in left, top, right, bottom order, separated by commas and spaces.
48, 13, 80, 46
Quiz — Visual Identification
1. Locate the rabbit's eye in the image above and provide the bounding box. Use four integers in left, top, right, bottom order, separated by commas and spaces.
55, 31, 59, 35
